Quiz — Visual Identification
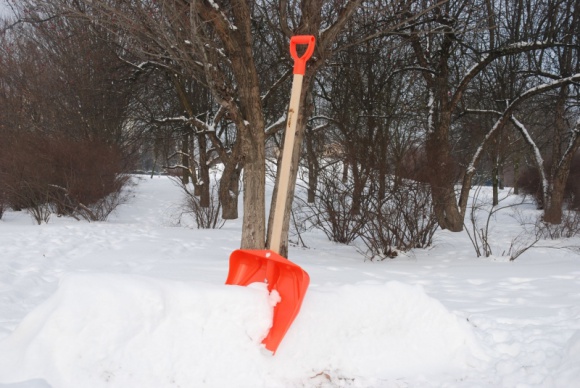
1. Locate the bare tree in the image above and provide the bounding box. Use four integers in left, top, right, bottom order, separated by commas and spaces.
458, 0, 580, 225
18, 0, 269, 247
395, 0, 580, 231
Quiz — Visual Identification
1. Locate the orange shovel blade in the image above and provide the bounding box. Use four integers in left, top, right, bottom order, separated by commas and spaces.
226, 249, 309, 353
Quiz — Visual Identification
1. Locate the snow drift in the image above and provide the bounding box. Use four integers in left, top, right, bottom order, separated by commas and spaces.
0, 274, 484, 387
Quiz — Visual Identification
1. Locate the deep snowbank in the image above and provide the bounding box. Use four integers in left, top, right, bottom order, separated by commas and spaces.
0, 274, 484, 387
0, 274, 274, 387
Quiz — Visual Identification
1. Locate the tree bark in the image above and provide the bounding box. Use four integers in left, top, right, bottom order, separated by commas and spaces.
426, 114, 464, 231
195, 0, 266, 248
219, 161, 241, 220
305, 127, 319, 203
197, 133, 210, 208
492, 164, 499, 206
544, 175, 566, 224
181, 131, 190, 185
544, 120, 580, 224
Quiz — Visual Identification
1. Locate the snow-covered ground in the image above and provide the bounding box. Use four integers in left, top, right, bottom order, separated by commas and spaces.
0, 176, 579, 387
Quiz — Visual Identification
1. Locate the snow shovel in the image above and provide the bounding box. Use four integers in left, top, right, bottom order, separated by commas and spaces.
226, 35, 316, 354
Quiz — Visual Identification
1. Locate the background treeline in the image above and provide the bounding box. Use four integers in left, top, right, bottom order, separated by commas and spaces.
1, 1, 579, 258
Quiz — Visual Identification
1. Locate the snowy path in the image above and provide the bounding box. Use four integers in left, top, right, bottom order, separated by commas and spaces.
0, 176, 579, 387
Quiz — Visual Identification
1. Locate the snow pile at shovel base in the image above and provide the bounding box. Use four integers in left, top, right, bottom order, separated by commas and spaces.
0, 274, 486, 387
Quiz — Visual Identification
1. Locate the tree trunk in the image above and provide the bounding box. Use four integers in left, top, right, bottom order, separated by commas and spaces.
351, 159, 363, 216
426, 122, 463, 232
377, 133, 388, 201
543, 87, 570, 224
181, 131, 190, 185
543, 130, 580, 224
543, 178, 565, 225
342, 160, 349, 183
431, 184, 464, 231
492, 164, 499, 206
219, 161, 240, 220
513, 157, 520, 195
197, 133, 210, 208
199, 0, 267, 249
305, 127, 319, 203
240, 133, 265, 249
190, 134, 201, 196
234, 65, 266, 249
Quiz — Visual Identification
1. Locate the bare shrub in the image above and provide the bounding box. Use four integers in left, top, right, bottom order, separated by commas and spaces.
394, 145, 431, 184
300, 162, 438, 260
463, 187, 536, 259
535, 210, 580, 239
518, 154, 580, 210
27, 201, 52, 225
50, 181, 132, 222
173, 173, 224, 229
359, 179, 438, 260
464, 185, 494, 258
0, 137, 51, 225
8, 178, 53, 225
47, 137, 132, 221
307, 164, 368, 244
509, 205, 577, 260
0, 133, 131, 223
506, 231, 541, 261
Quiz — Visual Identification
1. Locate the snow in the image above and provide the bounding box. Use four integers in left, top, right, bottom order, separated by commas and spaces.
427, 89, 435, 134
207, 0, 220, 11
0, 275, 274, 387
0, 0, 12, 18
1, 176, 579, 387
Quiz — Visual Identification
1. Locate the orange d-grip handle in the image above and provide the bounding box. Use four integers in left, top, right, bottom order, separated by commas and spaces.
290, 35, 316, 75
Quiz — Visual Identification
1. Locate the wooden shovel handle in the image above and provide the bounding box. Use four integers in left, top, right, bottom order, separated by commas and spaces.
269, 36, 316, 254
